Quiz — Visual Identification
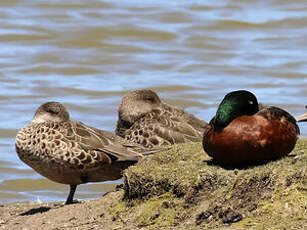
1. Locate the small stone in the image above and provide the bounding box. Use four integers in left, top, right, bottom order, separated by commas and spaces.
220, 208, 242, 224
162, 201, 170, 209
195, 211, 211, 225
151, 212, 160, 220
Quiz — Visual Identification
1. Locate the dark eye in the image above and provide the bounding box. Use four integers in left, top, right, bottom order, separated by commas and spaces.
46, 107, 60, 115
145, 97, 155, 103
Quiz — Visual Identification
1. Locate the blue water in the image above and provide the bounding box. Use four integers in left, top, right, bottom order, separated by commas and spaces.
0, 0, 306, 203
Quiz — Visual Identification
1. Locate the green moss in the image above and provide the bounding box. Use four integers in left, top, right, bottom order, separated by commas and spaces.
135, 193, 187, 228
108, 138, 307, 229
110, 192, 191, 229
123, 142, 223, 201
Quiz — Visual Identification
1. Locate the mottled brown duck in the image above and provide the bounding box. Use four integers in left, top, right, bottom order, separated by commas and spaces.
15, 102, 155, 204
115, 89, 208, 148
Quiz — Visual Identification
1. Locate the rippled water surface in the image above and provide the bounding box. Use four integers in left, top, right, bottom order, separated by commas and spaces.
0, 0, 306, 203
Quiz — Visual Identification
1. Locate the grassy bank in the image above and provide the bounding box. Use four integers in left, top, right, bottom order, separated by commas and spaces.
112, 138, 307, 229
0, 139, 306, 230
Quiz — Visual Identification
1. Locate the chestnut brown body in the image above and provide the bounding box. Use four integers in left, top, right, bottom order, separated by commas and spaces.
203, 107, 299, 165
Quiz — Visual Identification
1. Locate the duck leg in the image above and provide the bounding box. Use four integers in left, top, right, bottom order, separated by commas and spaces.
65, 184, 77, 205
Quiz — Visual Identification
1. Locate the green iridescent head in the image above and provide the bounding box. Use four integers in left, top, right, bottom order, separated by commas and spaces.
212, 90, 259, 130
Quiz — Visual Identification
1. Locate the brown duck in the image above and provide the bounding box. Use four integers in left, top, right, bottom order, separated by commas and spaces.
15, 102, 155, 204
203, 90, 300, 165
115, 89, 208, 148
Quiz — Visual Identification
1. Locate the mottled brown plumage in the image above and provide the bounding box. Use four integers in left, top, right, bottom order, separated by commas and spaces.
15, 102, 153, 204
115, 89, 208, 148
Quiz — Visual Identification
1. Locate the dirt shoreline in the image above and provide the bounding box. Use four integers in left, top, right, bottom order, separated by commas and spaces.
0, 191, 128, 230
1, 140, 306, 230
